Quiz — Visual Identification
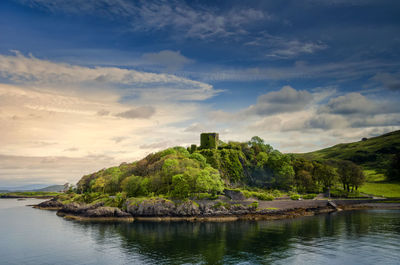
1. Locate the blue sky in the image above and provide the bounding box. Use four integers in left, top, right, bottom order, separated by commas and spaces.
0, 0, 400, 186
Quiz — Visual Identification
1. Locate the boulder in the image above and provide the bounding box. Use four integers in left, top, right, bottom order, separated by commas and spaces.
224, 189, 246, 201
127, 198, 176, 217
35, 199, 63, 209
85, 207, 131, 218
175, 201, 201, 216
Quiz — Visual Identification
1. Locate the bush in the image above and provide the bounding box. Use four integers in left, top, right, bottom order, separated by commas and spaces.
249, 201, 259, 209
272, 189, 281, 198
290, 194, 301, 200
302, 193, 317, 200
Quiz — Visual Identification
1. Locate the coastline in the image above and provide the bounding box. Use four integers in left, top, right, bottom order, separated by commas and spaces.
32, 198, 400, 223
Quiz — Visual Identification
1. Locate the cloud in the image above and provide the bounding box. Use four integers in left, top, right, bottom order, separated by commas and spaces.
370, 72, 400, 90
18, 0, 271, 40
307, 114, 349, 130
321, 93, 400, 115
247, 86, 313, 116
191, 60, 399, 83
142, 50, 193, 71
97, 109, 110, 116
111, 137, 128, 143
139, 141, 171, 150
114, 106, 155, 119
63, 147, 79, 152
184, 123, 207, 133
0, 154, 117, 185
0, 51, 220, 102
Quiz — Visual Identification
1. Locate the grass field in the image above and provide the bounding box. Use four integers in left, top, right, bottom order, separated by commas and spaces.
359, 182, 400, 198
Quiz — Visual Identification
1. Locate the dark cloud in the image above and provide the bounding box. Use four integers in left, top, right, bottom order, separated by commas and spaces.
114, 106, 155, 119
247, 86, 313, 116
97, 109, 110, 116
321, 93, 400, 115
112, 136, 128, 143
371, 72, 400, 90
142, 50, 193, 71
63, 147, 79, 152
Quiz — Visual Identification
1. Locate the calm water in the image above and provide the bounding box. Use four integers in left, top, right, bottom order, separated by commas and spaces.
1, 199, 400, 265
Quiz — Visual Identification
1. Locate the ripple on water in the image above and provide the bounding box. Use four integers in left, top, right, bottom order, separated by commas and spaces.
1, 200, 400, 265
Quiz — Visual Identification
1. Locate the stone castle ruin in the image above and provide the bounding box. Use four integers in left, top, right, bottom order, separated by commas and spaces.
200, 133, 219, 149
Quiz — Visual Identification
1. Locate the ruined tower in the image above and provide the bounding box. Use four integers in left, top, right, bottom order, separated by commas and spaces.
200, 133, 219, 149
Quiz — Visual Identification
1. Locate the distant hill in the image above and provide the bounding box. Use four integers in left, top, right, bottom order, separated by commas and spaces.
35, 185, 65, 192
0, 184, 50, 191
0, 184, 64, 193
296, 130, 400, 172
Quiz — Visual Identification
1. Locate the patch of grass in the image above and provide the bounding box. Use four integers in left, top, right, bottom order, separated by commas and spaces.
249, 201, 259, 209
359, 182, 400, 198
302, 193, 317, 200
364, 169, 386, 182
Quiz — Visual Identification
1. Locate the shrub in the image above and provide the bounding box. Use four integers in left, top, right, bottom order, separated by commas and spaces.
249, 201, 259, 209
302, 193, 317, 200
272, 189, 281, 198
290, 194, 301, 200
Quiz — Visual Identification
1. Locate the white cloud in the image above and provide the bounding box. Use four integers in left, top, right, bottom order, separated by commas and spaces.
0, 51, 220, 102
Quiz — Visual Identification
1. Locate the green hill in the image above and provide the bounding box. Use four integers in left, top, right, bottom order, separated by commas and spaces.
297, 130, 400, 173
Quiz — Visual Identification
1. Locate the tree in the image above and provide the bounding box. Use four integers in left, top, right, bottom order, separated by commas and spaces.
248, 136, 273, 154
337, 161, 365, 191
313, 163, 337, 191
387, 153, 400, 181
92, 177, 106, 193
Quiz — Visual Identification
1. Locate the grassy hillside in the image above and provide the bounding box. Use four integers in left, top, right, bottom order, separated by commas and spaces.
296, 130, 400, 198
298, 130, 400, 173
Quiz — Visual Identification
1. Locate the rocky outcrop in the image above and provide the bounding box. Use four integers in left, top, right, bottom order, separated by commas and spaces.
56, 202, 131, 218
224, 189, 246, 201
85, 206, 132, 218
127, 198, 176, 216
175, 200, 201, 216
127, 198, 256, 217
33, 198, 64, 209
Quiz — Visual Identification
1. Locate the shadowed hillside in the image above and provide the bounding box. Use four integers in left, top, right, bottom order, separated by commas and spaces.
297, 130, 400, 173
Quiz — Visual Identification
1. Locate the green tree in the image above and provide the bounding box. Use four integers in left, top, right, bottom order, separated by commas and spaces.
387, 153, 400, 181
337, 160, 365, 191
313, 163, 337, 191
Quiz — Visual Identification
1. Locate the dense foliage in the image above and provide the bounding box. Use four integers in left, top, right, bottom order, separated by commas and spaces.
76, 136, 367, 199
77, 146, 224, 198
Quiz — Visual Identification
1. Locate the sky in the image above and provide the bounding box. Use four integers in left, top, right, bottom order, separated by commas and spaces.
0, 0, 400, 186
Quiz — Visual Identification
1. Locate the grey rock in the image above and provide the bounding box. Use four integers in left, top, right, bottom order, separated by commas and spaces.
224, 189, 246, 201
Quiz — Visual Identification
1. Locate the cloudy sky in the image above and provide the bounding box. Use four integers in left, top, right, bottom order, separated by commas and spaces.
1, 0, 400, 186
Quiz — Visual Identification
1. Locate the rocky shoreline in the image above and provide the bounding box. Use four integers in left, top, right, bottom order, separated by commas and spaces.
33, 197, 400, 222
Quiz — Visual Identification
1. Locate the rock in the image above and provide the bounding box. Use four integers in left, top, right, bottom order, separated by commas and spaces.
35, 199, 63, 209
127, 198, 176, 217
224, 189, 246, 201
85, 207, 131, 218
57, 202, 132, 218
175, 201, 201, 216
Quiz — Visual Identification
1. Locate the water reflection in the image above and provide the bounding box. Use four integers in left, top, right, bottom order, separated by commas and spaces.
1, 199, 399, 265
71, 210, 400, 265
